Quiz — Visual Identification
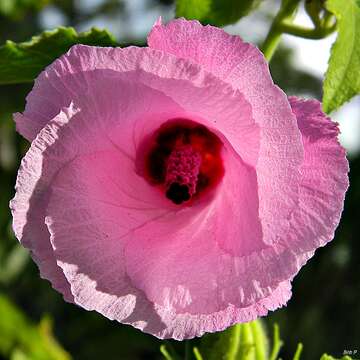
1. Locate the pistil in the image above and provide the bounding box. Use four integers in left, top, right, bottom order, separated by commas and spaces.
165, 145, 201, 204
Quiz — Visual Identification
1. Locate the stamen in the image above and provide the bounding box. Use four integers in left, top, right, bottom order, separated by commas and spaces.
165, 145, 201, 204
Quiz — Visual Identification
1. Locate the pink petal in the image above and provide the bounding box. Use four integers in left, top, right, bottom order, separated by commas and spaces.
47, 145, 292, 338
42, 115, 290, 338
10, 106, 79, 301
46, 143, 292, 337
148, 18, 304, 244
147, 18, 348, 305
16, 44, 259, 167
150, 280, 292, 339
11, 45, 264, 338
288, 97, 349, 252
10, 72, 185, 302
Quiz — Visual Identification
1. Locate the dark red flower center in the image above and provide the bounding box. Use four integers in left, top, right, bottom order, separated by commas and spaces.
141, 119, 224, 205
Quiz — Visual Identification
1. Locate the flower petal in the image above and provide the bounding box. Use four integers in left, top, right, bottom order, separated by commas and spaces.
10, 74, 186, 300
48, 152, 293, 338
15, 44, 259, 166
151, 280, 292, 339
11, 45, 263, 336
43, 119, 291, 338
287, 97, 349, 253
10, 106, 79, 301
46, 147, 291, 338
148, 18, 304, 245
124, 147, 265, 308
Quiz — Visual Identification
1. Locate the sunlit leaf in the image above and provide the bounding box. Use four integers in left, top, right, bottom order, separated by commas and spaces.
0, 27, 118, 85
323, 0, 360, 113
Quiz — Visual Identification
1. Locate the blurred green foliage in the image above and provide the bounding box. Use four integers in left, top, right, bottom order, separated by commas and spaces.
176, 0, 263, 26
0, 0, 49, 20
0, 1, 359, 360
0, 294, 71, 360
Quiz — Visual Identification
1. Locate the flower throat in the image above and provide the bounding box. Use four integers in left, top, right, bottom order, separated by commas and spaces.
143, 119, 224, 205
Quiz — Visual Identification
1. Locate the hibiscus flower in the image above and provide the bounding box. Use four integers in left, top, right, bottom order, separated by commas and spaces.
10, 18, 349, 339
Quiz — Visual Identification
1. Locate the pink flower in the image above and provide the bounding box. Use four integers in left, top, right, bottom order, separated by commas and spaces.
10, 18, 348, 340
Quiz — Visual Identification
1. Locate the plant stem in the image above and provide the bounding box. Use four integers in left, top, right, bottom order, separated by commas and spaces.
277, 21, 337, 39
322, 11, 336, 28
260, 0, 337, 62
261, 0, 302, 61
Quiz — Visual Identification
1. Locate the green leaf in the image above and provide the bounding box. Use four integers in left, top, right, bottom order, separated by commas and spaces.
199, 320, 268, 360
322, 0, 360, 113
0, 27, 118, 85
0, 294, 71, 360
175, 0, 263, 26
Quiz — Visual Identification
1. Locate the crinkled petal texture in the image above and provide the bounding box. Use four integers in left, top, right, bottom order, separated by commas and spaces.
11, 19, 348, 340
